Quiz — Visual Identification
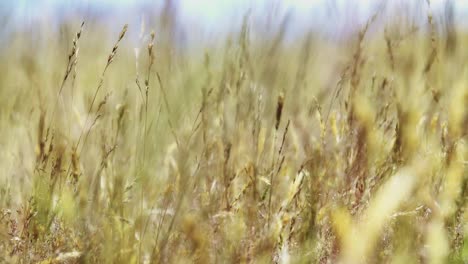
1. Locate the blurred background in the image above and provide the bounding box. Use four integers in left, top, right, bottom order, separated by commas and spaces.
1, 0, 467, 47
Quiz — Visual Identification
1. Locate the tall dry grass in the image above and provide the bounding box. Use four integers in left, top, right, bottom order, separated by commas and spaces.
0, 3, 466, 264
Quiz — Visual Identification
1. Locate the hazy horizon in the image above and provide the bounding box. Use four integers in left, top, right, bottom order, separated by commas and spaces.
2, 0, 468, 40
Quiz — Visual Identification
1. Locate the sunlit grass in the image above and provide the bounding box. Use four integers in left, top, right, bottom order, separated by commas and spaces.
0, 4, 466, 264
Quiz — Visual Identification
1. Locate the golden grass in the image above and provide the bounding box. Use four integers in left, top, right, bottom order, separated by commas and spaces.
0, 7, 466, 264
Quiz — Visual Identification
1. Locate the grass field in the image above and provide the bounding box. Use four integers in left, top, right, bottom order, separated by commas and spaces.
0, 3, 466, 263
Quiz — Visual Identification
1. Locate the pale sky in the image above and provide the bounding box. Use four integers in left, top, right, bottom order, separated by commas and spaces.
5, 0, 467, 25
1, 0, 467, 42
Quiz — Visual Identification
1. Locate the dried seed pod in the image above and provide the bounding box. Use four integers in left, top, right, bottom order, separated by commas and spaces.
275, 93, 284, 130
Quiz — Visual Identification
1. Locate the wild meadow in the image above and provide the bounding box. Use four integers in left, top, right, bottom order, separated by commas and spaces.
0, 2, 466, 263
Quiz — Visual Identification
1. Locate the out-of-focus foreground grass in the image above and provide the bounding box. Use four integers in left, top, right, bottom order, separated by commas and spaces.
0, 4, 466, 264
